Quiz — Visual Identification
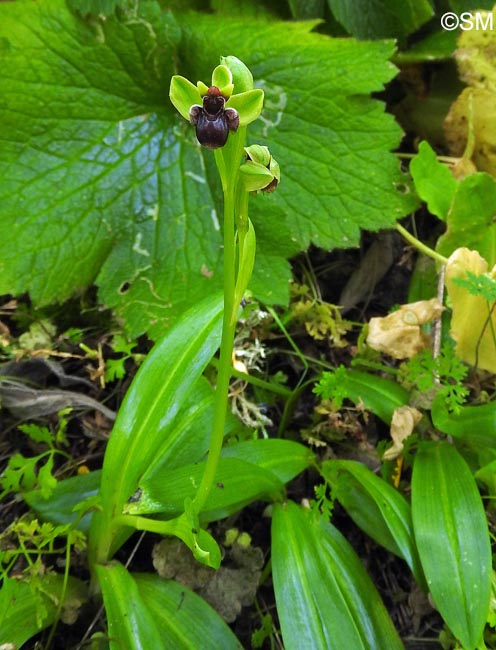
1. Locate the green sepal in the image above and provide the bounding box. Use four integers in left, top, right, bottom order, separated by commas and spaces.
169, 75, 201, 121
226, 89, 264, 126
239, 162, 274, 192
221, 55, 254, 92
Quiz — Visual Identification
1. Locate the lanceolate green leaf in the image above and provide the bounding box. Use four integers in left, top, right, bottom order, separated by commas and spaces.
0, 575, 88, 648
24, 470, 101, 533
432, 394, 496, 449
317, 367, 409, 423
96, 562, 167, 650
0, 1, 416, 336
272, 500, 403, 650
323, 459, 425, 588
125, 457, 284, 519
126, 439, 312, 520
89, 293, 223, 563
97, 563, 243, 649
412, 442, 491, 649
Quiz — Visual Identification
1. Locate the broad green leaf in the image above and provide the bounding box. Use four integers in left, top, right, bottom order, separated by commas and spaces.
96, 562, 167, 650
288, 0, 325, 20
0, 574, 88, 647
437, 173, 496, 266
408, 255, 438, 303
145, 437, 313, 486
125, 457, 284, 520
136, 439, 313, 517
323, 459, 425, 588
343, 370, 410, 422
0, 3, 416, 336
272, 500, 403, 650
316, 367, 409, 423
24, 470, 101, 533
220, 438, 314, 482
394, 30, 457, 64
97, 563, 243, 649
327, 0, 433, 39
412, 442, 491, 650
136, 573, 243, 649
144, 375, 247, 474
432, 394, 496, 449
125, 439, 312, 525
410, 141, 457, 221
67, 0, 122, 15
89, 293, 223, 563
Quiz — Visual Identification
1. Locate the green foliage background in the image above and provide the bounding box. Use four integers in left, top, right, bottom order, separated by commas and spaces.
0, 0, 417, 337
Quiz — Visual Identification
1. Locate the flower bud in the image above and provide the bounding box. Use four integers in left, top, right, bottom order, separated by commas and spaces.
220, 55, 253, 93
240, 145, 280, 193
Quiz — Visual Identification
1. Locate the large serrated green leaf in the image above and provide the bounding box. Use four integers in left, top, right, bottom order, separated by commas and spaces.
96, 563, 242, 649
322, 459, 425, 588
0, 2, 416, 336
89, 292, 223, 562
412, 442, 491, 650
327, 0, 433, 39
0, 574, 88, 648
272, 500, 403, 650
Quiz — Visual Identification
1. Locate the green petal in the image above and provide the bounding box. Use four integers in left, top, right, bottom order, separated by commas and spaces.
169, 75, 201, 121
211, 64, 233, 93
197, 80, 209, 96
226, 89, 264, 126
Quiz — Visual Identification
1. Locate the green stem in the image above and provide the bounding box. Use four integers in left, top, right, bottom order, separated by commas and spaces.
209, 357, 292, 397
395, 223, 448, 265
192, 134, 245, 513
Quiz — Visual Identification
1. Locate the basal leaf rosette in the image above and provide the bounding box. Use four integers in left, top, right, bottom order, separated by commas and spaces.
169, 59, 263, 130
